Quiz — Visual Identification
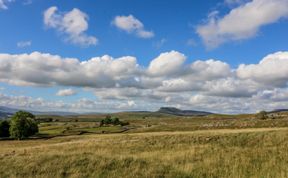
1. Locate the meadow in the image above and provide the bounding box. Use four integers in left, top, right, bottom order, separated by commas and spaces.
1, 112, 288, 177
35, 112, 288, 137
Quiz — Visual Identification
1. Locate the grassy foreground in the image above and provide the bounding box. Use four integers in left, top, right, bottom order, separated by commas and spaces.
1, 127, 288, 178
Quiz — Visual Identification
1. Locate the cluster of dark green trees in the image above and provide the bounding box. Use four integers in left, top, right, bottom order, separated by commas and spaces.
100, 115, 129, 127
0, 111, 39, 140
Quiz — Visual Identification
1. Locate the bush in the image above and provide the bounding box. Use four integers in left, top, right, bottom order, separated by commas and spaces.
0, 120, 10, 137
9, 111, 39, 140
103, 115, 112, 125
120, 121, 129, 126
99, 120, 104, 127
111, 117, 120, 125
256, 111, 268, 120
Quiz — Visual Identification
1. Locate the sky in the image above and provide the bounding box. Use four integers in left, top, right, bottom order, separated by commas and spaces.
0, 0, 288, 113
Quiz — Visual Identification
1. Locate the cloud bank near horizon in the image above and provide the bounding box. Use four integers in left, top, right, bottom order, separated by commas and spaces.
1, 50, 288, 113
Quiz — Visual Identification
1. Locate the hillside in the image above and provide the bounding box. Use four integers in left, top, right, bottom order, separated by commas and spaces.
0, 106, 214, 119
1, 128, 288, 177
269, 109, 288, 113
0, 106, 16, 119
157, 107, 213, 116
0, 112, 11, 119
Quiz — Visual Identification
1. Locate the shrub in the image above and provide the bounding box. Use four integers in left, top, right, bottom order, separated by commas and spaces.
0, 120, 10, 137
111, 117, 120, 125
103, 115, 112, 125
120, 121, 130, 126
9, 111, 39, 140
256, 111, 268, 120
99, 120, 104, 127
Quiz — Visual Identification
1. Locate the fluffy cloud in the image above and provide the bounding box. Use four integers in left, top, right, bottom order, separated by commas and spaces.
0, 93, 49, 108
17, 41, 32, 48
254, 88, 288, 102
159, 78, 199, 92
197, 0, 288, 48
112, 15, 154, 38
189, 59, 231, 80
1, 50, 287, 92
56, 89, 77, 96
148, 51, 186, 77
44, 6, 97, 46
0, 52, 139, 87
118, 100, 136, 109
203, 78, 259, 97
1, 50, 288, 113
237, 51, 288, 87
157, 59, 232, 92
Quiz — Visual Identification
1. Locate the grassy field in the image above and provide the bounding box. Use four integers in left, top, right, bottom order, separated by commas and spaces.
0, 127, 288, 177
1, 112, 288, 177
34, 112, 288, 137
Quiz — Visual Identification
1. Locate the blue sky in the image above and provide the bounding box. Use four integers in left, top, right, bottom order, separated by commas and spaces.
0, 0, 288, 113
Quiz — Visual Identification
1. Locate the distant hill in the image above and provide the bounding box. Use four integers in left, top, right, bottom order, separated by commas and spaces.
0, 106, 78, 119
33, 111, 79, 116
157, 107, 213, 116
269, 109, 288, 113
0, 112, 12, 119
0, 106, 19, 113
0, 106, 214, 119
0, 106, 17, 119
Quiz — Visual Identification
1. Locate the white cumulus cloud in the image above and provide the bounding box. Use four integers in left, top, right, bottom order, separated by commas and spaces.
112, 15, 154, 38
237, 51, 288, 87
1, 51, 288, 113
148, 51, 186, 76
0, 52, 139, 88
44, 6, 98, 46
197, 0, 288, 48
56, 88, 77, 96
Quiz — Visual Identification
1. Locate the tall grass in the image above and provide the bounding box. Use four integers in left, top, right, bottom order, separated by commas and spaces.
0, 128, 288, 178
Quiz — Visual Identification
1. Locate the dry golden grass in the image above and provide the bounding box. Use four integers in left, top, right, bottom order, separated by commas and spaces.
1, 127, 288, 178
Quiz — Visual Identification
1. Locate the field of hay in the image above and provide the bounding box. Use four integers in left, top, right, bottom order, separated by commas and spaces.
1, 112, 288, 177
1, 127, 288, 178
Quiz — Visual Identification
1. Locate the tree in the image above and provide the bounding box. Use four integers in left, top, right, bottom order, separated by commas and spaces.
103, 115, 112, 125
26, 118, 39, 136
99, 120, 104, 127
0, 120, 10, 137
256, 111, 267, 120
9, 111, 38, 140
111, 117, 120, 125
99, 116, 129, 127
